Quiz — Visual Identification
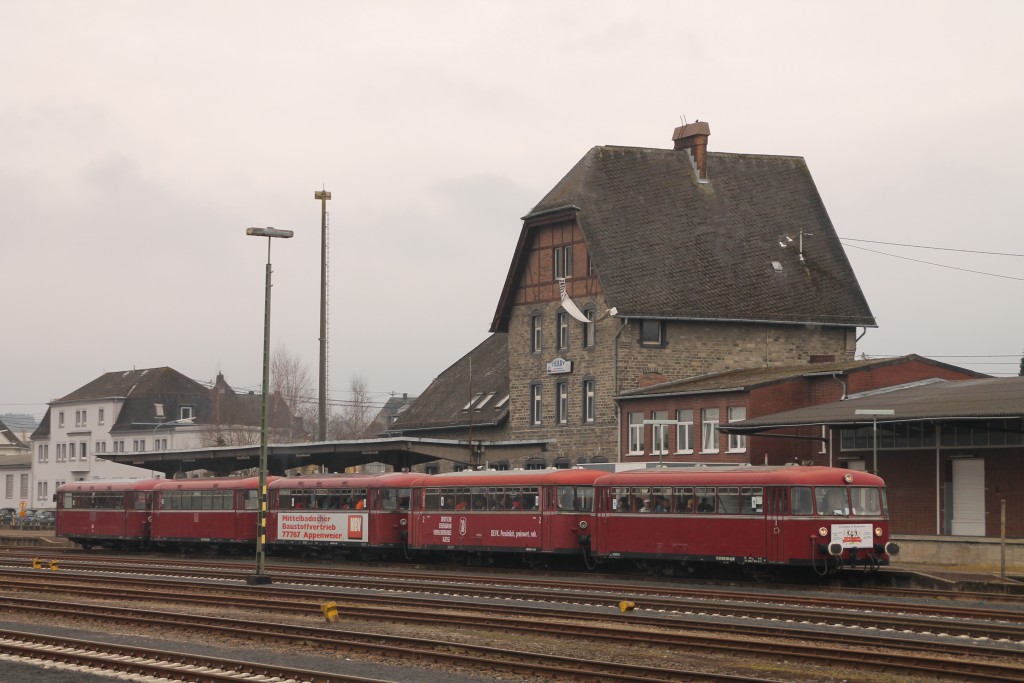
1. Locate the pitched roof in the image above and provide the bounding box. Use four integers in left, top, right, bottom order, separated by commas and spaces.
367, 394, 418, 437
57, 367, 209, 402
615, 355, 988, 399
0, 416, 26, 449
389, 334, 509, 433
722, 376, 1024, 432
493, 141, 874, 331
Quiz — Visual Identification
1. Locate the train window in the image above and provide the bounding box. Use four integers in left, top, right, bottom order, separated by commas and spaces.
740, 487, 763, 514
556, 486, 575, 511
632, 487, 652, 512
717, 487, 740, 514
673, 487, 695, 513
850, 487, 882, 515
243, 490, 258, 510
522, 487, 540, 511
695, 487, 716, 513
131, 493, 145, 510
424, 488, 441, 511
472, 487, 488, 511
397, 488, 411, 511
576, 486, 594, 512
487, 487, 505, 510
815, 486, 849, 516
381, 488, 397, 511
612, 487, 630, 512
790, 487, 813, 515
649, 487, 670, 512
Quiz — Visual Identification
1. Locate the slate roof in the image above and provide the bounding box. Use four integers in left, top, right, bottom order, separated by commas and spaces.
367, 394, 418, 437
0, 417, 26, 449
722, 376, 1024, 433
615, 355, 988, 399
389, 334, 509, 433
493, 140, 875, 331
57, 367, 208, 402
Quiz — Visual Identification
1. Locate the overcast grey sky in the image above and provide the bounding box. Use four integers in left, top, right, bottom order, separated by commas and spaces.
2, 1, 1022, 419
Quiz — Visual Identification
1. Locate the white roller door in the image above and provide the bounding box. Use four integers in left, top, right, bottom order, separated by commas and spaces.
951, 458, 985, 536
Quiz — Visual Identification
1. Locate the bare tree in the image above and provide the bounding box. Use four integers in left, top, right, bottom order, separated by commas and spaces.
271, 343, 314, 440
329, 374, 375, 440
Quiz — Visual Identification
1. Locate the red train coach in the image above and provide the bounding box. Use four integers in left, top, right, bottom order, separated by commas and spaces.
408, 468, 603, 562
593, 465, 899, 574
150, 476, 278, 550
55, 479, 162, 550
267, 472, 420, 557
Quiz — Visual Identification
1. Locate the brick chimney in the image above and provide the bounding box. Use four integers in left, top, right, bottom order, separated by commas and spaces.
672, 121, 710, 180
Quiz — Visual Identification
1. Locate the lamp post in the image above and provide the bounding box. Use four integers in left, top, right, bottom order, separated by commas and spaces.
854, 409, 895, 475
245, 226, 293, 585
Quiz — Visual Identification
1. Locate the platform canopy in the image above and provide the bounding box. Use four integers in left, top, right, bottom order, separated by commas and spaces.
103, 436, 552, 477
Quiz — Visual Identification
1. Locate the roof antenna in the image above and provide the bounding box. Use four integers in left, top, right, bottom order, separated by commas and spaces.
680, 115, 688, 125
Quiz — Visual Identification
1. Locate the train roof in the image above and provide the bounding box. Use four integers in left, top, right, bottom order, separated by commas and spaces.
269, 472, 422, 489
153, 476, 279, 491
594, 465, 885, 487
413, 468, 606, 487
56, 478, 163, 493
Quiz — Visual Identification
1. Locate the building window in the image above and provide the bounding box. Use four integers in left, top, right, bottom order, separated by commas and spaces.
81, 410, 86, 426
554, 245, 573, 279
582, 379, 595, 423
5, 475, 12, 499
530, 384, 542, 426
676, 409, 694, 453
80, 442, 87, 461
652, 410, 669, 456
582, 307, 596, 348
20, 474, 28, 498
628, 412, 645, 454
556, 381, 568, 424
74, 411, 80, 427
588, 255, 595, 277
58, 412, 64, 428
98, 408, 105, 425
557, 312, 569, 350
727, 407, 747, 452
530, 314, 542, 353
639, 320, 664, 346
69, 443, 76, 460
37, 481, 48, 501
180, 406, 194, 420
156, 438, 167, 451
702, 408, 720, 453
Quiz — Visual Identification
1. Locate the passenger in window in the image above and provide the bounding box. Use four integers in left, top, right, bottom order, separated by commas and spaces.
697, 497, 714, 513
455, 496, 469, 511
639, 499, 651, 512
653, 496, 668, 513
617, 496, 629, 512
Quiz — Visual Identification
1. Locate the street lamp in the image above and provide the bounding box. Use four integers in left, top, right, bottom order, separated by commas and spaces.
854, 409, 895, 475
245, 226, 294, 585
151, 417, 196, 451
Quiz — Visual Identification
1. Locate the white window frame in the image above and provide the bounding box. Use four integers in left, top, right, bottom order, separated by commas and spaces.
651, 410, 669, 455
675, 409, 694, 454
180, 406, 194, 420
558, 312, 569, 350
58, 412, 64, 428
701, 408, 720, 453
582, 379, 595, 423
98, 408, 105, 425
530, 384, 542, 426
727, 407, 747, 452
628, 412, 645, 454
556, 381, 568, 425
530, 315, 542, 353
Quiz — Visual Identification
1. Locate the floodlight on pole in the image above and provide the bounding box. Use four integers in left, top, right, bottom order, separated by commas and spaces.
855, 409, 895, 476
245, 225, 293, 585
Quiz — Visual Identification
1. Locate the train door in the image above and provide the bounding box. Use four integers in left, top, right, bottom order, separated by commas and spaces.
765, 487, 787, 563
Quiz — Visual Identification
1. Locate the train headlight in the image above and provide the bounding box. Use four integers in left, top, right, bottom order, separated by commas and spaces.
818, 527, 828, 537
579, 520, 588, 530
843, 473, 854, 483
874, 527, 883, 537
399, 518, 408, 527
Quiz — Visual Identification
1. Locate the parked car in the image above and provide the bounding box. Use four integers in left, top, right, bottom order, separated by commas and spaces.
34, 510, 56, 529
0, 508, 16, 525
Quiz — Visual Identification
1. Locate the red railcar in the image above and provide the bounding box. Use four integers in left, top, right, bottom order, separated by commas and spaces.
267, 472, 420, 556
593, 465, 898, 573
55, 479, 162, 550
408, 468, 603, 561
150, 476, 278, 550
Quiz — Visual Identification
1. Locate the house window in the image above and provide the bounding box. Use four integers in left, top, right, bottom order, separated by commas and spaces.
702, 408, 720, 453
74, 411, 80, 427
676, 409, 694, 453
58, 412, 64, 428
639, 320, 664, 346
80, 410, 86, 427
98, 409, 105, 425
628, 412, 645, 454
557, 312, 569, 350
652, 410, 669, 456
20, 474, 28, 498
582, 379, 595, 423
553, 245, 573, 279
180, 406, 194, 420
530, 314, 542, 353
582, 307, 595, 348
80, 442, 87, 461
69, 443, 75, 460
728, 407, 747, 452
556, 381, 568, 424
5, 475, 12, 498
588, 255, 595, 277
37, 481, 47, 501
530, 384, 542, 426
494, 394, 510, 410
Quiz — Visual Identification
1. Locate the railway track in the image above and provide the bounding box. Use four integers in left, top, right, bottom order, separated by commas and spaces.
1, 567, 1024, 681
